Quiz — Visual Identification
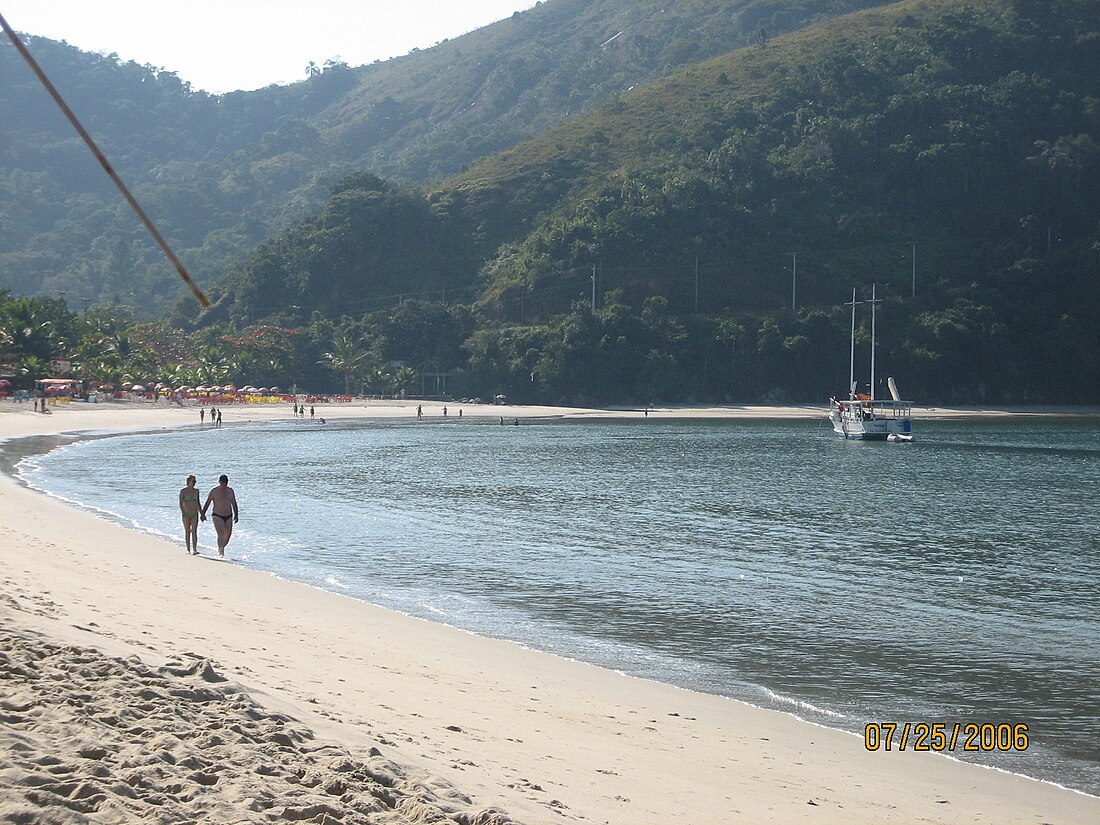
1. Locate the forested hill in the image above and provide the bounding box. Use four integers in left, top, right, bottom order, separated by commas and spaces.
209, 0, 1100, 404
0, 0, 888, 312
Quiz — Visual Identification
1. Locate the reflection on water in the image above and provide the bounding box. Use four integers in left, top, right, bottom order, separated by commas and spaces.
15, 416, 1100, 794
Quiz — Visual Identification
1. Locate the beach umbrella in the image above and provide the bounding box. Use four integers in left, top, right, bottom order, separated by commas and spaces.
121, 382, 134, 389
270, 386, 282, 393
131, 384, 146, 392
0, 379, 11, 387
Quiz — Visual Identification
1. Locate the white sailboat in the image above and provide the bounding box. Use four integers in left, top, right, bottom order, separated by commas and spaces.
828, 285, 913, 441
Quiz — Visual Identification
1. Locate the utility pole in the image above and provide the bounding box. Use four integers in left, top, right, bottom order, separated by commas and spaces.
694, 252, 699, 315
791, 252, 797, 310
911, 242, 916, 299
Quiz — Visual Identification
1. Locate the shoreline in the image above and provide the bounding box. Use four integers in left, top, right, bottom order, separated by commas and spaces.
2, 400, 1098, 823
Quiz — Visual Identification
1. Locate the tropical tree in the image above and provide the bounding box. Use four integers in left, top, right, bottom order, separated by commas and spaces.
391, 366, 417, 398
195, 344, 233, 386
17, 354, 51, 381
319, 334, 369, 395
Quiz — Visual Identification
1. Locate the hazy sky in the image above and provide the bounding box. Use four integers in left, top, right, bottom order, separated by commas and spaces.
2, 0, 539, 93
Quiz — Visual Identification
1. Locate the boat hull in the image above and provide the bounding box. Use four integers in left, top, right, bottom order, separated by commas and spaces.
829, 402, 913, 441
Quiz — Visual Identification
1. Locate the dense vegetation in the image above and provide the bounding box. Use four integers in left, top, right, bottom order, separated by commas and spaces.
1, 0, 885, 313
201, 0, 1100, 404
2, 0, 1098, 405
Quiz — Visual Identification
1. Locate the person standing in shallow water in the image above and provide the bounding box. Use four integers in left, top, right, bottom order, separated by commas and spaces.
178, 474, 202, 555
201, 474, 239, 557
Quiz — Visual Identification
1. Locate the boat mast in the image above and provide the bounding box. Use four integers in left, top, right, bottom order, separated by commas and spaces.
869, 283, 881, 402
845, 288, 860, 400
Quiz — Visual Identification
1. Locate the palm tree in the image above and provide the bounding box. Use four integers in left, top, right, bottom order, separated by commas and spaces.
195, 345, 233, 386
18, 354, 50, 381
392, 366, 417, 398
319, 335, 369, 395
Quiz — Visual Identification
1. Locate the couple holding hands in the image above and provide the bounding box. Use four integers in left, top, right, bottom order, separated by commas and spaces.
179, 474, 239, 557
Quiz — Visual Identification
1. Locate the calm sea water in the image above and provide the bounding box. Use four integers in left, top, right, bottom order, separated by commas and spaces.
11, 415, 1100, 795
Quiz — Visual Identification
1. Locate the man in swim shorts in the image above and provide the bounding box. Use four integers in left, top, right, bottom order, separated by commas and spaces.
200, 474, 239, 557
178, 474, 202, 554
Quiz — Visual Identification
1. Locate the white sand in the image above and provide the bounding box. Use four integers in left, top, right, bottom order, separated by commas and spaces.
1, 398, 1098, 823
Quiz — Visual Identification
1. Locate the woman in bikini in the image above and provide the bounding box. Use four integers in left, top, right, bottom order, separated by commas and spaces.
200, 474, 239, 557
178, 474, 202, 555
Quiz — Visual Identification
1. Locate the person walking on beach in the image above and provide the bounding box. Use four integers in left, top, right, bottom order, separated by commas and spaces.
201, 474, 239, 557
179, 474, 202, 554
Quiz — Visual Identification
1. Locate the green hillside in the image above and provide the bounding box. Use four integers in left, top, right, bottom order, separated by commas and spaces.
4, 0, 1098, 405
207, 0, 1100, 404
0, 0, 886, 312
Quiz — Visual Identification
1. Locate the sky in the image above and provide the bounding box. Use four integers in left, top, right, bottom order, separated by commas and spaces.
1, 0, 540, 94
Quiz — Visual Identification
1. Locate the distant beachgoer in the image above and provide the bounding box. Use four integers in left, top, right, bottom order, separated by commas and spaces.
33, 399, 38, 413
320, 417, 326, 424
179, 474, 202, 555
442, 406, 448, 419
514, 418, 519, 426
201, 474, 239, 557
499, 416, 504, 425
310, 405, 315, 420
200, 408, 205, 424
216, 409, 223, 427
417, 405, 422, 420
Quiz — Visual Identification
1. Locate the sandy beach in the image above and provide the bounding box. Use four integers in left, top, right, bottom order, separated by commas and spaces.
1, 398, 1098, 824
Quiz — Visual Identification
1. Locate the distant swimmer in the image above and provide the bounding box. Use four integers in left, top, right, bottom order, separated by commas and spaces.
201, 474, 239, 557
179, 474, 201, 554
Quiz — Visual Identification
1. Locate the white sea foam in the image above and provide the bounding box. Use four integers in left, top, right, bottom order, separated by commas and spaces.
763, 688, 846, 719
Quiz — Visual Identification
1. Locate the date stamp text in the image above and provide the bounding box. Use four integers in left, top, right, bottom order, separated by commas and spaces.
864, 722, 1029, 752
